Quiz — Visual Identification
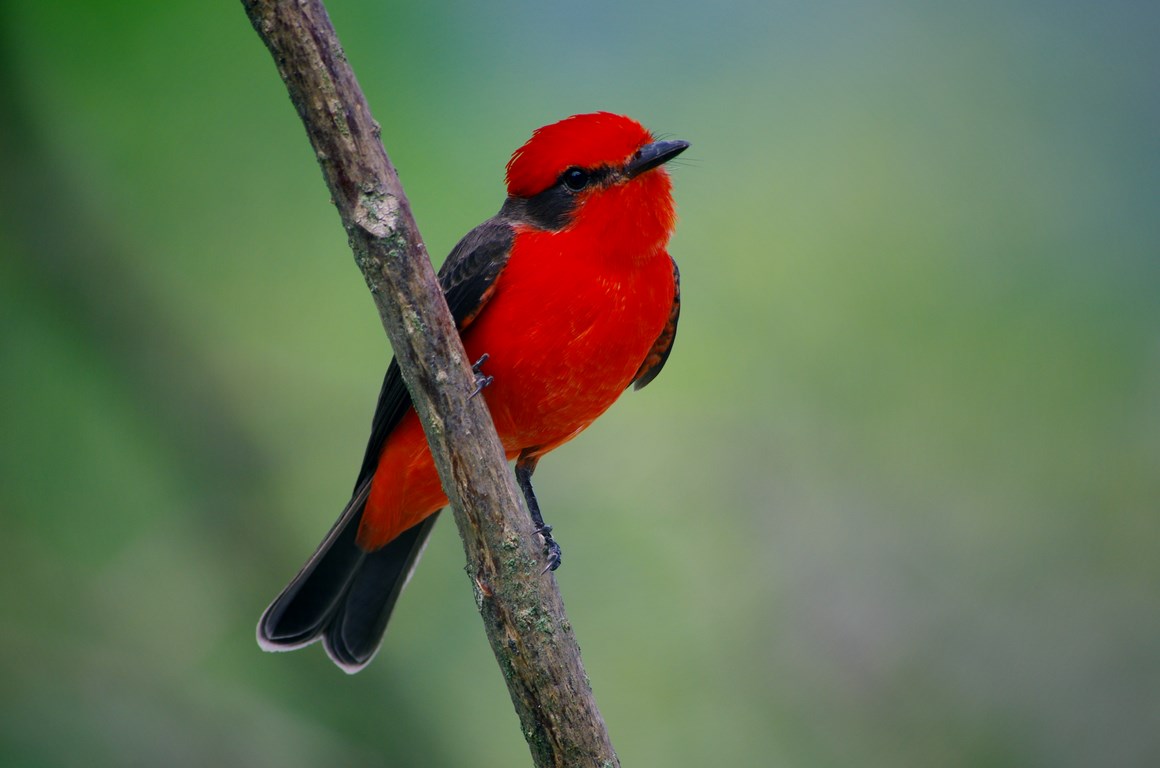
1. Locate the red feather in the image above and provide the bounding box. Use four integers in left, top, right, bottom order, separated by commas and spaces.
505, 112, 654, 197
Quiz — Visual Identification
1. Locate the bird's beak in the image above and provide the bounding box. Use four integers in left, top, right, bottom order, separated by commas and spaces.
626, 139, 689, 178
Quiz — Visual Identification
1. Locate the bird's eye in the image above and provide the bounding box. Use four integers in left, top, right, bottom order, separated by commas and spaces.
562, 167, 590, 192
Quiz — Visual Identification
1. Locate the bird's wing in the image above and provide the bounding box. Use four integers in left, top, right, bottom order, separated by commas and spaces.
352, 219, 515, 489
632, 255, 681, 391
438, 218, 515, 330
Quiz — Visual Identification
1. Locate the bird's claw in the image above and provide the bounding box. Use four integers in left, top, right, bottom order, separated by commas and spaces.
536, 524, 562, 573
470, 353, 493, 398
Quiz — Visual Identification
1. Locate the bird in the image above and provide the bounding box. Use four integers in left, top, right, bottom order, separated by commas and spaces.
258, 112, 687, 672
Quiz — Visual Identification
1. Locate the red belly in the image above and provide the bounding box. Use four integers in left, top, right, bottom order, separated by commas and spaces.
357, 238, 675, 550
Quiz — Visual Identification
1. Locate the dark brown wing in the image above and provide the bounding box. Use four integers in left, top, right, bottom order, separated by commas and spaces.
632, 256, 681, 391
352, 218, 515, 489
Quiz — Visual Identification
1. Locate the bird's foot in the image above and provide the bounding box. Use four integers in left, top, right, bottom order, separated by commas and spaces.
470, 353, 494, 398
536, 524, 562, 573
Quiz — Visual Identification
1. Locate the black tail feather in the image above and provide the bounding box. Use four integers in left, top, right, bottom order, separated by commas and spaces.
323, 514, 439, 670
257, 482, 439, 672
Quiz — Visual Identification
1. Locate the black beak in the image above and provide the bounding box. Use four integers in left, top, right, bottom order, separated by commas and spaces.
626, 139, 689, 178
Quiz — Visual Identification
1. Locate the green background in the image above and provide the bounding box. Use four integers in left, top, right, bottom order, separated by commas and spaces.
2, 1, 1157, 766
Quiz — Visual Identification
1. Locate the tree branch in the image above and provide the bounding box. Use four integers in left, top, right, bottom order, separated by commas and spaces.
239, 2, 618, 766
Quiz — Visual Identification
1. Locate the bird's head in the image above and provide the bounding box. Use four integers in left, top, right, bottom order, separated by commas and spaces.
502, 112, 688, 259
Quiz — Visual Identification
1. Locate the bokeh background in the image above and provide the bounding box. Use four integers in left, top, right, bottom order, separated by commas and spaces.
2, 1, 1157, 766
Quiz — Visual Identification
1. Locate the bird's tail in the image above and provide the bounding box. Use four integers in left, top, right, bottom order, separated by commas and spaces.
257, 481, 439, 673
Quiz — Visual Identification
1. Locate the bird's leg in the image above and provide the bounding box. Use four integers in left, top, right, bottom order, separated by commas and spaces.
515, 453, 562, 572
470, 353, 493, 398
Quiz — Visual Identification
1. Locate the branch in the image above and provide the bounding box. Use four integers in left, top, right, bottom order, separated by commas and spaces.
239, 2, 618, 766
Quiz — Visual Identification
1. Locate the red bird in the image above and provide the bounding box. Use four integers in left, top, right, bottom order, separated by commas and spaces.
258, 112, 687, 672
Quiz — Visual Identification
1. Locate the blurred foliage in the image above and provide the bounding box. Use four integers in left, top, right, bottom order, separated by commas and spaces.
1, 1, 1157, 766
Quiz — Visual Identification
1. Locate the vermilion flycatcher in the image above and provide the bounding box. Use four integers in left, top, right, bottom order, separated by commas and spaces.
259, 112, 687, 672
